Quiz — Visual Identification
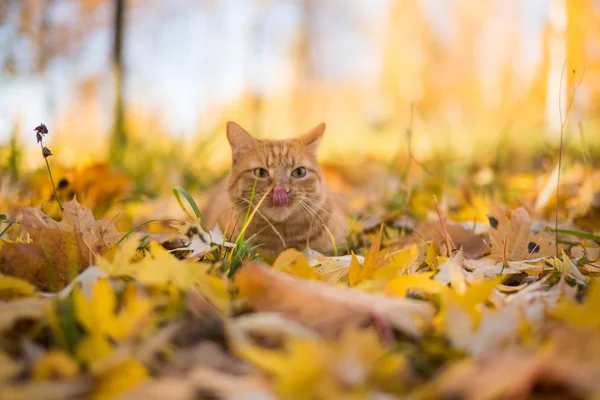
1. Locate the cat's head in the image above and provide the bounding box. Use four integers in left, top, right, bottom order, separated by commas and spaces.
226, 121, 327, 222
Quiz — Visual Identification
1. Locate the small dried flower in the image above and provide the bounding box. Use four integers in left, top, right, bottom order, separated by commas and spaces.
34, 123, 48, 135
35, 123, 49, 144
42, 147, 53, 158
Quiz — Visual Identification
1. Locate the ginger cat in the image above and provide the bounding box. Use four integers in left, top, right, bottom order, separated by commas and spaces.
202, 121, 348, 258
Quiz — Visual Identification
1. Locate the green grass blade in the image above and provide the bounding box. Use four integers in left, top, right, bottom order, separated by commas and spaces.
546, 228, 600, 243
117, 218, 186, 245
173, 186, 205, 224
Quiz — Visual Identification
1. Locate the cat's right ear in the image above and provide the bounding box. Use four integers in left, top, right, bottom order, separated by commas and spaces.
226, 121, 255, 154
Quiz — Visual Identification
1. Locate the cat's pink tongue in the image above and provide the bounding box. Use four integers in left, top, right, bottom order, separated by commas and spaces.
272, 186, 288, 207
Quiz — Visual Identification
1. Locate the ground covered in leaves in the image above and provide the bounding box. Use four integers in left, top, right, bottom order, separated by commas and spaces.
1, 153, 600, 400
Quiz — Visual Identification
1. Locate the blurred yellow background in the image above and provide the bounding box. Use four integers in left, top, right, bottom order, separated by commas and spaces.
1, 0, 599, 227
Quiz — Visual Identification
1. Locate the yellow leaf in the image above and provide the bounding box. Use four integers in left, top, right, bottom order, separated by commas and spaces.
349, 225, 390, 286
348, 251, 363, 286
0, 274, 37, 299
112, 284, 152, 340
553, 278, 600, 330
96, 238, 141, 277
272, 248, 320, 280
387, 272, 447, 297
425, 241, 441, 268
73, 279, 153, 365
436, 276, 504, 328
451, 192, 491, 223
548, 250, 587, 284
73, 279, 116, 337
32, 350, 79, 381
92, 359, 147, 400
376, 244, 419, 281
234, 328, 405, 399
75, 333, 113, 366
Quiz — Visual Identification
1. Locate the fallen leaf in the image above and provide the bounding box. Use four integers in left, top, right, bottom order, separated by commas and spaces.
0, 273, 38, 299
349, 225, 390, 286
272, 248, 320, 280
0, 198, 120, 290
233, 261, 435, 339
487, 204, 555, 262
91, 359, 147, 400
32, 350, 79, 381
387, 272, 447, 298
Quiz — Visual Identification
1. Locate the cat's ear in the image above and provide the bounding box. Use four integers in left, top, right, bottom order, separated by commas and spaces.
226, 121, 255, 154
296, 122, 325, 152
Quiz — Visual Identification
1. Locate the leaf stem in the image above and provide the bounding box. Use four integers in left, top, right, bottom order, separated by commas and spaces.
40, 141, 63, 212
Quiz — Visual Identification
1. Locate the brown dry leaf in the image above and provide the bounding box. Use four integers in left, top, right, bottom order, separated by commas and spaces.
0, 376, 93, 400
23, 198, 121, 254
487, 204, 555, 261
392, 220, 489, 260
232, 261, 435, 339
0, 198, 120, 289
121, 367, 272, 400
0, 297, 49, 332
433, 350, 543, 400
434, 330, 600, 400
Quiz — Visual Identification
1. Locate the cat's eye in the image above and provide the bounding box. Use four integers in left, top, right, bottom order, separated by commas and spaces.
291, 167, 307, 178
253, 168, 269, 178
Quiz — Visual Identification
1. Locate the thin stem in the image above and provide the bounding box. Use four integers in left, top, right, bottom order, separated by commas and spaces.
43, 149, 63, 212
0, 220, 15, 237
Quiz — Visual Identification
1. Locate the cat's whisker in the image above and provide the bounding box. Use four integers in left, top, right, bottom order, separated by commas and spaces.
300, 199, 345, 233
234, 196, 287, 247
302, 197, 349, 230
298, 201, 325, 249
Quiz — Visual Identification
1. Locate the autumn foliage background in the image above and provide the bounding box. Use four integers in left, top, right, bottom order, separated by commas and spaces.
1, 1, 600, 399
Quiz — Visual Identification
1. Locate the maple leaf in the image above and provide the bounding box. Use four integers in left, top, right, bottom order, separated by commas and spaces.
233, 261, 435, 339
348, 225, 391, 286
234, 328, 406, 399
436, 276, 504, 329
73, 279, 152, 366
98, 242, 229, 312
272, 248, 320, 280
0, 198, 120, 290
487, 204, 555, 262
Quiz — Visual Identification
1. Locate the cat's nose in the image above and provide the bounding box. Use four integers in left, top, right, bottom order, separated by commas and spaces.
272, 186, 289, 207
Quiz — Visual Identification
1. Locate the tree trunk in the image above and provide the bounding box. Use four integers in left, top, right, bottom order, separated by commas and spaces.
110, 0, 127, 167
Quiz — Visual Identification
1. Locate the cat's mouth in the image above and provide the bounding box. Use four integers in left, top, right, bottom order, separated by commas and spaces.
272, 186, 289, 208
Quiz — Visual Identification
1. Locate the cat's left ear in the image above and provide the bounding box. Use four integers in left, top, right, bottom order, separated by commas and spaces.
296, 122, 325, 153
226, 121, 256, 154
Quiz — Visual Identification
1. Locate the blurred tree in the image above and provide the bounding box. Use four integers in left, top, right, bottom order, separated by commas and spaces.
109, 0, 128, 167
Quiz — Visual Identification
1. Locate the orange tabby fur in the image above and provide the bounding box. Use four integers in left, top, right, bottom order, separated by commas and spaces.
202, 121, 348, 258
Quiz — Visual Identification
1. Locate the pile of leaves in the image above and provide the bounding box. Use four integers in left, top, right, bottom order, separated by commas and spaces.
2, 139, 600, 399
